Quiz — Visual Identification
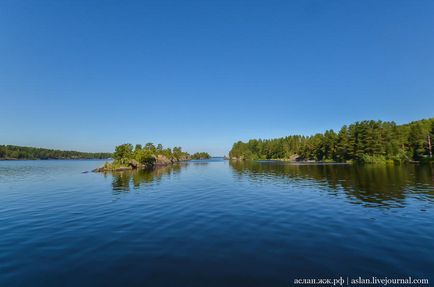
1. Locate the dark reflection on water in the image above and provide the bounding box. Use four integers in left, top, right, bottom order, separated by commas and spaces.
229, 161, 434, 208
108, 163, 184, 192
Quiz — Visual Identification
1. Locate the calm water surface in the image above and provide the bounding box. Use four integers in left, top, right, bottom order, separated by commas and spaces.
0, 159, 433, 286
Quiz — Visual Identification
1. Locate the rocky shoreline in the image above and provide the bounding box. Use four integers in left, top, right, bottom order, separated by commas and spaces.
93, 154, 191, 172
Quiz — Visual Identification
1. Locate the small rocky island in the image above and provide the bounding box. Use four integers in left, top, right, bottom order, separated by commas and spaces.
94, 143, 210, 172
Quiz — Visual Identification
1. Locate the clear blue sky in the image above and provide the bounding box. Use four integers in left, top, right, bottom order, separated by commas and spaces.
1, 0, 433, 156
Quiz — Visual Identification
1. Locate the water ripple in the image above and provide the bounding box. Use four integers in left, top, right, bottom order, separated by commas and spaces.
0, 159, 433, 286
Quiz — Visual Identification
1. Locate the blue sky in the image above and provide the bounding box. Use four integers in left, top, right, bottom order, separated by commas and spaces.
1, 0, 433, 155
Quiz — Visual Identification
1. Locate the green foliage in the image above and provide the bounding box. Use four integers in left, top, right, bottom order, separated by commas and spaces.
359, 155, 389, 164
191, 152, 211, 159
102, 161, 129, 171
229, 118, 434, 163
111, 142, 190, 166
172, 146, 189, 160
113, 144, 133, 164
134, 148, 155, 165
0, 145, 112, 160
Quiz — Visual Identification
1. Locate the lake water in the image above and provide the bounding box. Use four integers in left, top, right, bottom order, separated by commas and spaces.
0, 159, 433, 286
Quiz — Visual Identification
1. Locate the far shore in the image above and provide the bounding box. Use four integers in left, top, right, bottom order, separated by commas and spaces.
0, 158, 111, 161
228, 158, 427, 165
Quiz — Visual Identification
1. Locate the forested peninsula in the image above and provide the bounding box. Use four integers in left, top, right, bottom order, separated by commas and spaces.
95, 143, 209, 172
229, 118, 434, 164
0, 145, 111, 160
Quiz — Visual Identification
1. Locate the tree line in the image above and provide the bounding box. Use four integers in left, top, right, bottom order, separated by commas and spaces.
0, 145, 112, 160
112, 143, 192, 166
229, 118, 434, 163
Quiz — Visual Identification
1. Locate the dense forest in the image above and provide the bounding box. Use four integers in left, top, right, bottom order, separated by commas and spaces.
0, 145, 112, 160
229, 118, 434, 163
191, 152, 211, 159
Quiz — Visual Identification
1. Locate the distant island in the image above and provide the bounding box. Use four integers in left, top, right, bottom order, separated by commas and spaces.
229, 118, 434, 164
95, 143, 210, 172
191, 152, 211, 160
0, 145, 112, 160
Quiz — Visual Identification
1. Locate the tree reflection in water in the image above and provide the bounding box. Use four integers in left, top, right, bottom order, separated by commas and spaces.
229, 161, 434, 208
108, 163, 184, 192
